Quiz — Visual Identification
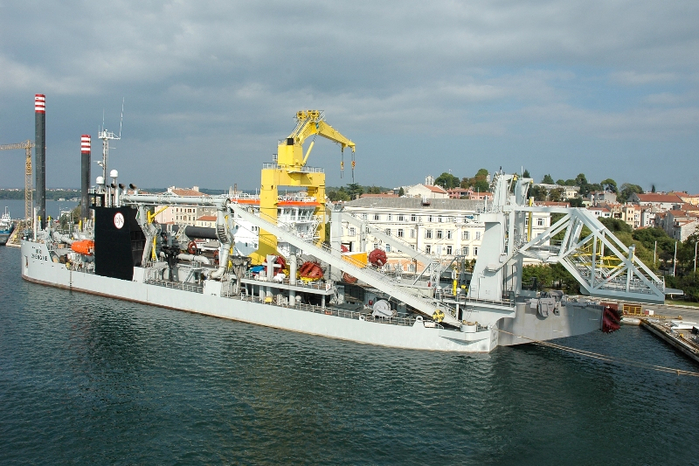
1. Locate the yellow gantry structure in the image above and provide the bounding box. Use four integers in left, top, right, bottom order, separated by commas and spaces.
251, 110, 355, 264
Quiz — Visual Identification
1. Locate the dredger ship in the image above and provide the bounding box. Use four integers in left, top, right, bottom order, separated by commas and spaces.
21, 107, 669, 352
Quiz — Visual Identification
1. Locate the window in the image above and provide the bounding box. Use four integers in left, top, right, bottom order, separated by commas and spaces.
385, 228, 391, 236
447, 230, 452, 240
385, 244, 391, 252
446, 246, 452, 255
436, 230, 443, 239
349, 227, 356, 236
374, 214, 380, 221
425, 229, 433, 239
397, 229, 404, 238
410, 229, 416, 239
425, 245, 431, 254
474, 247, 479, 256
410, 214, 417, 222
476, 231, 481, 240
462, 246, 469, 255
387, 214, 392, 221
362, 213, 368, 220
462, 231, 470, 240
537, 218, 544, 226
428, 215, 433, 222
398, 215, 405, 222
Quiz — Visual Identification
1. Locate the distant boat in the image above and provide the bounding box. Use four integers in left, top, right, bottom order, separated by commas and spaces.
0, 206, 14, 246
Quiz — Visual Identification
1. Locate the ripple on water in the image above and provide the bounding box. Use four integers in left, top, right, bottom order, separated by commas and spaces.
1, 246, 699, 465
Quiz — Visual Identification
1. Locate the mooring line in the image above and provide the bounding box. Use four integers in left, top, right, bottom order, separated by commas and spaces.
497, 328, 699, 377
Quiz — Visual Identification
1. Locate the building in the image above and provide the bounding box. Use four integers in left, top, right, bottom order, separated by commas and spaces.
622, 204, 642, 229
586, 191, 617, 206
587, 206, 612, 219
629, 192, 684, 211
405, 183, 449, 199
658, 210, 699, 241
195, 215, 216, 228
339, 197, 551, 274
677, 193, 699, 206
154, 186, 216, 225
446, 187, 469, 199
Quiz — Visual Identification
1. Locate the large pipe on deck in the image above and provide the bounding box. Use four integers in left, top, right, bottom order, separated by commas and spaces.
80, 135, 91, 221
184, 226, 218, 240
35, 94, 46, 229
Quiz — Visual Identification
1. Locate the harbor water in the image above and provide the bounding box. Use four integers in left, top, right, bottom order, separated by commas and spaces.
0, 199, 78, 223
1, 244, 699, 465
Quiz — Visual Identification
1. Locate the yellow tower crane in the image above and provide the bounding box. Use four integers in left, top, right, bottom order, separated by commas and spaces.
0, 140, 33, 221
251, 110, 355, 264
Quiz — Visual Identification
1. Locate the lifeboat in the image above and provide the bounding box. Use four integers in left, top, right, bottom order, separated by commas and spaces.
342, 272, 358, 284
368, 248, 387, 267
71, 239, 95, 256
298, 261, 323, 281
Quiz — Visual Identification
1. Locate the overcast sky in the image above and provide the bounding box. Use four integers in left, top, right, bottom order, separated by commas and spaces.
1, 0, 698, 193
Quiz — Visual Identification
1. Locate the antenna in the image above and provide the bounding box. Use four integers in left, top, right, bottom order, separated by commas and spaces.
119, 97, 124, 138
96, 99, 125, 183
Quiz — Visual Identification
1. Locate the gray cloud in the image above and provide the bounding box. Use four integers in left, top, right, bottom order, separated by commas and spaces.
0, 0, 698, 193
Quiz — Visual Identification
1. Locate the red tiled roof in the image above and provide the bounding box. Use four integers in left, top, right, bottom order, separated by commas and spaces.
425, 185, 447, 194
635, 193, 683, 203
168, 187, 208, 197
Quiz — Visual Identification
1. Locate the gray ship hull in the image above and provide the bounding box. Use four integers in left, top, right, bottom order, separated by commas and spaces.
21, 240, 605, 353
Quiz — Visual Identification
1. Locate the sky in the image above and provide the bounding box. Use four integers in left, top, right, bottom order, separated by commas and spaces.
0, 0, 698, 193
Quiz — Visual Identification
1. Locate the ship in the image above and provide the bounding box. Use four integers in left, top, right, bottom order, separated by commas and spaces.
0, 207, 14, 245
20, 109, 670, 352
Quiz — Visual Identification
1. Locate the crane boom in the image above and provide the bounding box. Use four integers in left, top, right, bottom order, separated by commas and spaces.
277, 110, 355, 171
0, 140, 34, 221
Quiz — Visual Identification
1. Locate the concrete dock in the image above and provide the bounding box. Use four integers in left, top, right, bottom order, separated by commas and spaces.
640, 318, 699, 365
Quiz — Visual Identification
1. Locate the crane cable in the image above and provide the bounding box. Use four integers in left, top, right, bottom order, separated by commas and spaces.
497, 328, 699, 377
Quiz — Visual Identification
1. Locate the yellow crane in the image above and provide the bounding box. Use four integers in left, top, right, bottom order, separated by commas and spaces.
0, 139, 33, 221
252, 110, 355, 264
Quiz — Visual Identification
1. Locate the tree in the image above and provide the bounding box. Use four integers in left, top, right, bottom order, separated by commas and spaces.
460, 168, 490, 191
528, 185, 548, 201
398, 187, 405, 196
327, 187, 350, 202
542, 174, 554, 184
600, 179, 617, 193
473, 180, 490, 193
522, 169, 531, 178
600, 178, 618, 193
346, 183, 364, 200
600, 217, 632, 234
574, 173, 592, 196
549, 188, 564, 202
435, 172, 460, 189
617, 183, 643, 203
367, 186, 381, 194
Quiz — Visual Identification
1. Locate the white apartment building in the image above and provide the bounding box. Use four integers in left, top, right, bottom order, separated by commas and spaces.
340, 197, 551, 273
153, 186, 216, 225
